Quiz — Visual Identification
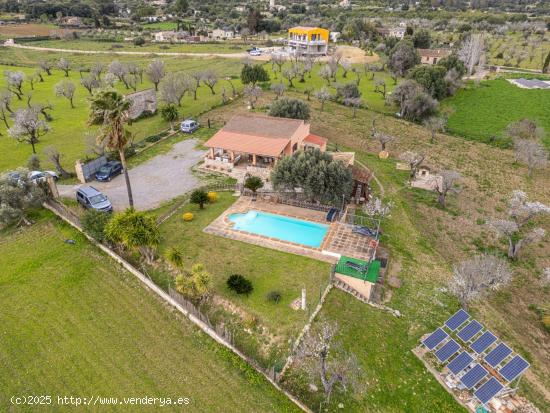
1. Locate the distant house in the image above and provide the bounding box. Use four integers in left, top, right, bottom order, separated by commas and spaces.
211, 27, 235, 39
125, 89, 157, 120
204, 114, 327, 169
59, 16, 84, 28
287, 26, 329, 56
418, 48, 452, 65
153, 31, 189, 42
377, 26, 406, 39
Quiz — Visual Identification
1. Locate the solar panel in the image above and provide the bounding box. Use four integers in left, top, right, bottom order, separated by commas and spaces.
457, 320, 483, 342
470, 331, 497, 354
474, 377, 504, 405
485, 343, 512, 368
447, 351, 474, 375
435, 339, 460, 362
423, 328, 448, 350
460, 364, 488, 389
499, 355, 530, 382
445, 309, 470, 331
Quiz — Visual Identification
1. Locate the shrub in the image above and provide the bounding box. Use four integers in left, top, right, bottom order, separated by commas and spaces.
207, 191, 218, 202
81, 209, 112, 242
227, 274, 254, 295
133, 36, 145, 46
243, 313, 259, 329
165, 247, 184, 269
268, 98, 310, 120
182, 212, 193, 221
145, 134, 162, 143
241, 64, 269, 85
244, 176, 263, 194
27, 154, 40, 170
267, 290, 282, 304
190, 189, 208, 209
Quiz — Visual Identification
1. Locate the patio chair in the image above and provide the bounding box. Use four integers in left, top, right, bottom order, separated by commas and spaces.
352, 225, 378, 238
345, 260, 369, 273
326, 208, 338, 222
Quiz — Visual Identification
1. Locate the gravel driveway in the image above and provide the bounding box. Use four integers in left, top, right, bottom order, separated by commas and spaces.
58, 139, 206, 211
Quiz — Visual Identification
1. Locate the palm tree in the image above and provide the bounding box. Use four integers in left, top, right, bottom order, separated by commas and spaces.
88, 89, 134, 207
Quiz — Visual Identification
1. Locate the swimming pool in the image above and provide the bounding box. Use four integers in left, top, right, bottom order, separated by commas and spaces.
228, 210, 329, 248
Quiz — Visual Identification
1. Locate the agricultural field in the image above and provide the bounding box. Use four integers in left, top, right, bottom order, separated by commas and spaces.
0, 23, 57, 38
157, 192, 331, 367
22, 38, 250, 54
443, 78, 550, 148
203, 91, 550, 411
487, 32, 550, 71
0, 57, 243, 173
0, 212, 301, 413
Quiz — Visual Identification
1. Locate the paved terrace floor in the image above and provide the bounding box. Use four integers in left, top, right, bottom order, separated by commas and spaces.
204, 197, 375, 262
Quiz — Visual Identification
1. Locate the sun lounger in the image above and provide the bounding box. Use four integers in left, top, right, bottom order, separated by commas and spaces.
352, 225, 378, 238
345, 260, 369, 273
326, 208, 338, 222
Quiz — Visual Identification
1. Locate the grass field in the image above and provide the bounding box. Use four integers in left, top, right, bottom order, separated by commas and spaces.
0, 59, 243, 173
157, 192, 331, 366
24, 39, 249, 54
443, 78, 550, 148
204, 91, 550, 411
0, 212, 300, 413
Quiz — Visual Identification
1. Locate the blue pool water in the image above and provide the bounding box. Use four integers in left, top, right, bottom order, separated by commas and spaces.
228, 210, 329, 248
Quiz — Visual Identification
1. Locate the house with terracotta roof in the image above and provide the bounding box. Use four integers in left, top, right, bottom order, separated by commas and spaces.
203, 114, 327, 172
418, 48, 452, 65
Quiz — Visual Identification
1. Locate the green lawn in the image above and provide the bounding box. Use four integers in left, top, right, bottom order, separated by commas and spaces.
443, 79, 550, 148
158, 192, 331, 366
265, 62, 398, 113
25, 39, 249, 54
0, 60, 243, 174
0, 212, 300, 413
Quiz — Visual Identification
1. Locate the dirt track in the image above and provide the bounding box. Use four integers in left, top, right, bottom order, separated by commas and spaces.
3, 43, 380, 64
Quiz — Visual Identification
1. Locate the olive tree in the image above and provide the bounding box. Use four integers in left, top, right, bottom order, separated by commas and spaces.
54, 80, 76, 108
514, 139, 548, 177
487, 191, 550, 260
449, 254, 512, 310
201, 69, 218, 95
39, 60, 53, 75
314, 87, 331, 112
423, 116, 447, 144
295, 320, 362, 404
44, 146, 73, 179
434, 169, 460, 208
160, 73, 187, 106
399, 151, 426, 180
145, 59, 165, 91
243, 84, 262, 109
268, 98, 310, 120
8, 108, 49, 154
57, 58, 71, 77
0, 168, 46, 228
271, 149, 353, 205
4, 70, 25, 100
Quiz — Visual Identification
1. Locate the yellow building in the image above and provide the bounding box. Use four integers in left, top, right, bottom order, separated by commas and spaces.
287, 26, 329, 56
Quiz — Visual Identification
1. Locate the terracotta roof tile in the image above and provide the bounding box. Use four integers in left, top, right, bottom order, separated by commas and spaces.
304, 133, 327, 146
204, 130, 289, 157
223, 114, 304, 140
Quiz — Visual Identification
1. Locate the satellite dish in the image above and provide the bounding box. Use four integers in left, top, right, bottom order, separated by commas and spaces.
379, 150, 389, 159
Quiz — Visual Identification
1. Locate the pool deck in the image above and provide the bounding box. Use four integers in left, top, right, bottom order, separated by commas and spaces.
204, 197, 375, 263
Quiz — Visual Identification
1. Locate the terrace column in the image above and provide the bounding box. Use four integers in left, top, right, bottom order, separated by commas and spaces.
230, 151, 235, 162
252, 154, 257, 166
209, 147, 214, 159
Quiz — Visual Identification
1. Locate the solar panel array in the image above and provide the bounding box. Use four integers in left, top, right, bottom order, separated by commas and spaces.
447, 351, 473, 375
445, 309, 469, 331
421, 309, 531, 407
460, 364, 488, 389
474, 378, 504, 404
470, 331, 497, 354
485, 343, 512, 368
457, 320, 482, 342
435, 339, 460, 362
422, 328, 448, 350
499, 355, 530, 382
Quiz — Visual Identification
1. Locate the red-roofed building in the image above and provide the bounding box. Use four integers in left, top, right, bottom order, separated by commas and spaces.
204, 114, 327, 169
